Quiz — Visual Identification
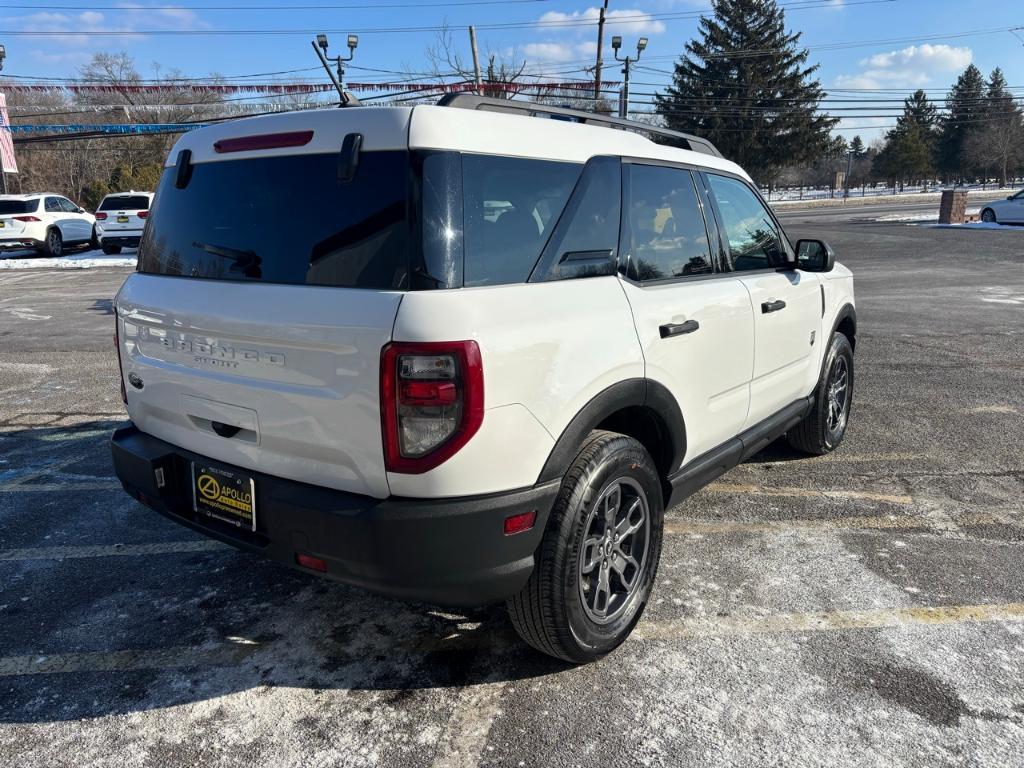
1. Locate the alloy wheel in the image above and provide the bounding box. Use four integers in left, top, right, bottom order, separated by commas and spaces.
578, 477, 651, 624
826, 355, 850, 436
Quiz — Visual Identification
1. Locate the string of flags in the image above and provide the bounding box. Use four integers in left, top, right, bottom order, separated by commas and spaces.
0, 80, 619, 95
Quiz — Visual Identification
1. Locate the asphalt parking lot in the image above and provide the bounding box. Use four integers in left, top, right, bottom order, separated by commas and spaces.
1, 219, 1023, 767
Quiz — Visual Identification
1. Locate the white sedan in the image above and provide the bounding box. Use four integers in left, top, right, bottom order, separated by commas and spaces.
980, 189, 1024, 224
0, 193, 96, 257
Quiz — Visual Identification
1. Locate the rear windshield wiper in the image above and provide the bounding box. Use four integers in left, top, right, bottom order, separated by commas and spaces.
192, 241, 262, 277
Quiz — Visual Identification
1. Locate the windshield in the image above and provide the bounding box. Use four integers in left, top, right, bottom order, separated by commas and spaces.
100, 195, 151, 211
138, 151, 409, 289
0, 199, 39, 215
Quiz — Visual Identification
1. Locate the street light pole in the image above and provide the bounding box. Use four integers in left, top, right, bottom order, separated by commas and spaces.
612, 35, 646, 119
312, 34, 359, 107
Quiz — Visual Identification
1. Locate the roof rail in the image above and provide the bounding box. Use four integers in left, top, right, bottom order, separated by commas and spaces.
436, 93, 722, 159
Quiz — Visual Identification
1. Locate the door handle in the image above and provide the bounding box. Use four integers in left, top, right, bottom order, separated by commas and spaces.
659, 320, 700, 338
761, 299, 787, 314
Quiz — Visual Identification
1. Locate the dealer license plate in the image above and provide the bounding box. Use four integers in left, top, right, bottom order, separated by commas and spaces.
191, 462, 256, 531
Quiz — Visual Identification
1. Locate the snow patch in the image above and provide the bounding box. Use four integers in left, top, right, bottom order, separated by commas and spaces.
0, 248, 137, 270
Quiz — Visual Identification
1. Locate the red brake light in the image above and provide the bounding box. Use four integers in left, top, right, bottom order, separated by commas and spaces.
13, 215, 41, 222
95, 212, 108, 220
295, 553, 327, 573
380, 341, 484, 474
214, 130, 314, 154
137, 210, 148, 219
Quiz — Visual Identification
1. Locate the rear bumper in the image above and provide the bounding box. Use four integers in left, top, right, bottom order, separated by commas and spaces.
110, 425, 558, 607
99, 234, 141, 247
0, 237, 43, 250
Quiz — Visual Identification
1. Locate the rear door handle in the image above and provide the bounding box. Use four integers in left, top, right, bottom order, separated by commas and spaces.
659, 320, 700, 338
761, 299, 787, 314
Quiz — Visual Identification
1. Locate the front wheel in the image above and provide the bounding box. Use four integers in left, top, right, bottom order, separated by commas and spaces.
507, 431, 664, 663
101, 243, 122, 255
981, 208, 997, 224
788, 332, 854, 455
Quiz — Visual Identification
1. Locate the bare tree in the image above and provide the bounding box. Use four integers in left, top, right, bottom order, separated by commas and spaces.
962, 121, 1024, 188
425, 25, 529, 100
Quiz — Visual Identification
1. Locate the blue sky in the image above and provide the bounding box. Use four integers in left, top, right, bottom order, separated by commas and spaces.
2, 0, 1022, 141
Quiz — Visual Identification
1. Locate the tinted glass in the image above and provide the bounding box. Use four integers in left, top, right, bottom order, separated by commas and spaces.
706, 174, 785, 271
59, 198, 80, 212
625, 164, 713, 281
100, 195, 150, 211
462, 155, 580, 287
139, 151, 409, 289
0, 199, 38, 215
45, 197, 62, 213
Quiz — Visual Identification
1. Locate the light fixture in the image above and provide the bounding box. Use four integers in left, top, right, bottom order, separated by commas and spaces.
316, 34, 329, 50
611, 35, 622, 51
0, 45, 6, 72
637, 37, 648, 52
347, 34, 359, 50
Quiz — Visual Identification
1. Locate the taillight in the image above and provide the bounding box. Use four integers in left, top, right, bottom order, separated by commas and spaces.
380, 341, 483, 474
13, 215, 41, 222
214, 130, 314, 154
95, 212, 108, 220
137, 210, 148, 219
114, 315, 127, 404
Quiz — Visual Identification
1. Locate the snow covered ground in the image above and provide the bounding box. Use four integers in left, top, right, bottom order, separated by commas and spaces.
0, 248, 137, 270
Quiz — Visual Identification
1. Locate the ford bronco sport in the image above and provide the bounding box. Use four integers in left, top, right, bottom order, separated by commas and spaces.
111, 95, 856, 663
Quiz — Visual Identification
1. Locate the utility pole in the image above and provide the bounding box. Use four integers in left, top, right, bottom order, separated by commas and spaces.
612, 35, 646, 119
312, 33, 359, 107
469, 26, 483, 95
593, 0, 608, 104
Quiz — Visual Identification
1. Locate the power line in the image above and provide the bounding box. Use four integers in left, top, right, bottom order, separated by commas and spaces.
0, 0, 552, 8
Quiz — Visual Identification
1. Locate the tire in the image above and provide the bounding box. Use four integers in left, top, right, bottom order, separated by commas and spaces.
90, 226, 99, 249
507, 430, 664, 663
42, 228, 62, 258
787, 332, 854, 455
981, 208, 997, 224
102, 243, 122, 255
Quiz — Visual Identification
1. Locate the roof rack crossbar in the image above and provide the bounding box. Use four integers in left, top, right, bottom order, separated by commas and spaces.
435, 93, 722, 159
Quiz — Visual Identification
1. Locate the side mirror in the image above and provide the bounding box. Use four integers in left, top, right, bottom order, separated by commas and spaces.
1009, 196, 1015, 201
796, 239, 835, 273
77, 207, 86, 214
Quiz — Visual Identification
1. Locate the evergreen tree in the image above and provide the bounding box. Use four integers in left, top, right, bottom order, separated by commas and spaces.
937, 64, 986, 180
849, 135, 865, 157
656, 0, 837, 184
895, 89, 939, 171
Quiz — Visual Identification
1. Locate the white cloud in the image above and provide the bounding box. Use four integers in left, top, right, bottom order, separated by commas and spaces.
834, 44, 972, 90
8, 5, 208, 47
538, 7, 667, 36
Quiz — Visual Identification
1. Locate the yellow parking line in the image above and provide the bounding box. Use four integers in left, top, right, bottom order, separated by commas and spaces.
664, 511, 1013, 536
0, 540, 227, 561
635, 603, 1024, 641
0, 640, 258, 677
705, 482, 913, 505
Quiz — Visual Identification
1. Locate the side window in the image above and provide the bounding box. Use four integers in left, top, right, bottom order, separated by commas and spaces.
705, 174, 786, 271
532, 156, 621, 281
462, 154, 580, 287
45, 197, 62, 213
624, 164, 713, 282
60, 198, 80, 213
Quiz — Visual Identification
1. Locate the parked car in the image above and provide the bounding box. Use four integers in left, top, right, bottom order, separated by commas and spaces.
95, 191, 154, 254
110, 96, 856, 663
980, 189, 1024, 224
0, 193, 96, 257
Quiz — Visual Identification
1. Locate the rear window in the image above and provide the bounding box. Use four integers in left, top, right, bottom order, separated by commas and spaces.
0, 199, 39, 215
100, 195, 151, 211
139, 151, 408, 289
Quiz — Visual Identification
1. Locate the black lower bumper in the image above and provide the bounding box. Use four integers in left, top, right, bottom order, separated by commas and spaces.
0, 237, 42, 250
99, 235, 141, 247
110, 425, 558, 607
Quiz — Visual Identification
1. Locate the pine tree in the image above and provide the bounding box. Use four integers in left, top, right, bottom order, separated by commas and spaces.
895, 89, 939, 171
937, 64, 986, 180
655, 0, 837, 184
849, 135, 865, 157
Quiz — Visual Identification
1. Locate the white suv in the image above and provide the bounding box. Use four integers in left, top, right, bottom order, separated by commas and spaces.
95, 191, 154, 254
0, 193, 96, 257
111, 97, 856, 663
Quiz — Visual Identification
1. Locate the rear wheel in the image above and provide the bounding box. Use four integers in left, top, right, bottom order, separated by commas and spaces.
787, 332, 854, 455
41, 228, 62, 258
507, 431, 664, 663
981, 208, 997, 223
102, 243, 122, 255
